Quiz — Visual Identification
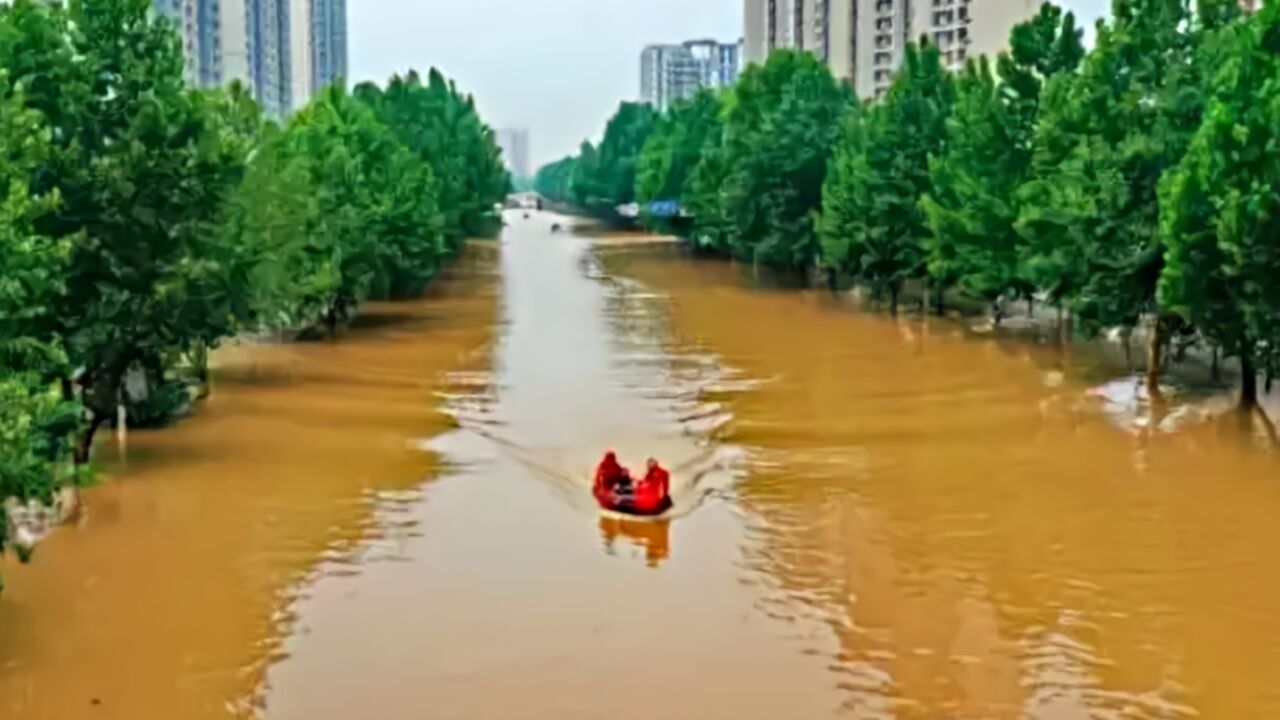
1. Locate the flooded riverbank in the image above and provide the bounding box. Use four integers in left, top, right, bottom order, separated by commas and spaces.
610, 244, 1280, 719
0, 246, 498, 720
2, 215, 1278, 719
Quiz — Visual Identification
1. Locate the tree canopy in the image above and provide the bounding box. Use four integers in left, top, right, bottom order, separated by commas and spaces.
540, 0, 1273, 410
0, 0, 509, 571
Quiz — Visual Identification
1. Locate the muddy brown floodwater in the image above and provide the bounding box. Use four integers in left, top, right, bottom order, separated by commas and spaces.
3, 213, 1280, 720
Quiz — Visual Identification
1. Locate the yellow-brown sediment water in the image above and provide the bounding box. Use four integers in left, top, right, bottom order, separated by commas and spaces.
2, 215, 1279, 720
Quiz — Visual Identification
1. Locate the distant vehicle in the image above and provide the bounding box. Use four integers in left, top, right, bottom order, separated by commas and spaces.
523, 212, 530, 219
551, 223, 562, 233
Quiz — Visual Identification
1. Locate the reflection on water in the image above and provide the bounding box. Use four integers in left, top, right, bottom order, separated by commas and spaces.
260, 213, 836, 720
615, 245, 1280, 720
599, 515, 670, 568
3, 213, 1279, 720
0, 247, 498, 720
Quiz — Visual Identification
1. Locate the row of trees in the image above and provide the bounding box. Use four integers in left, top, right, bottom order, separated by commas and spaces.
0, 0, 508, 563
542, 0, 1279, 410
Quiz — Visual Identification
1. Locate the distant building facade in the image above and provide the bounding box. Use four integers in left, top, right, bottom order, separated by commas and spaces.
310, 0, 348, 90
744, 0, 1039, 99
153, 0, 346, 117
495, 128, 531, 180
640, 39, 741, 111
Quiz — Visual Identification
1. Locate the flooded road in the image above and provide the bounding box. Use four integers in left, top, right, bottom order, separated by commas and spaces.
3, 214, 1280, 719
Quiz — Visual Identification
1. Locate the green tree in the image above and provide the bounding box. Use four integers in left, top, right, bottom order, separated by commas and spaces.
820, 43, 954, 311
683, 141, 734, 255
1017, 0, 1225, 382
275, 85, 445, 318
355, 70, 509, 246
571, 102, 657, 219
1159, 2, 1277, 411
534, 156, 577, 203
711, 50, 849, 272
0, 75, 81, 567
636, 91, 723, 204
0, 0, 260, 458
922, 5, 1083, 320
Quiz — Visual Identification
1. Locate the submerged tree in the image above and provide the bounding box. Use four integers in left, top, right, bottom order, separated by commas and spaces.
271, 85, 445, 313
712, 50, 849, 272
355, 70, 509, 246
1159, 2, 1278, 411
0, 0, 261, 458
570, 101, 657, 219
635, 89, 723, 229
922, 6, 1084, 320
0, 74, 81, 565
534, 156, 578, 204
1017, 0, 1227, 384
820, 43, 954, 311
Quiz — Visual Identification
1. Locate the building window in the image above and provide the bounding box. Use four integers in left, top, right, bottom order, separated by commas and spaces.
876, 17, 892, 31
874, 51, 892, 65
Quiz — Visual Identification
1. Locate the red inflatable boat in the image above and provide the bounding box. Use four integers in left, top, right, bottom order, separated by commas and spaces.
593, 452, 672, 517
594, 487, 673, 517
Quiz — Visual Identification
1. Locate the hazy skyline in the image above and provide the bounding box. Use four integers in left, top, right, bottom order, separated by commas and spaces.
351, 1, 1112, 172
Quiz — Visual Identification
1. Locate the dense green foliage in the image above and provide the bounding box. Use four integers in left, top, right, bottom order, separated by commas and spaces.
708, 51, 850, 271
573, 102, 657, 218
921, 5, 1084, 315
635, 90, 723, 208
1160, 0, 1279, 407
355, 71, 509, 245
532, 102, 657, 221
534, 156, 578, 204
0, 0, 507, 569
541, 0, 1276, 409
821, 44, 956, 309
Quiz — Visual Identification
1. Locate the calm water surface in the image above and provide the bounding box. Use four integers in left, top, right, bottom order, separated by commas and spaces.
2, 213, 1279, 719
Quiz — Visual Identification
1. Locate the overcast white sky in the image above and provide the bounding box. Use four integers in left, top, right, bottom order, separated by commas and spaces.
350, 1, 1113, 170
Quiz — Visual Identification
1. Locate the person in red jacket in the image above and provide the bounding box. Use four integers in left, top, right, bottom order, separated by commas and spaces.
633, 458, 671, 515
594, 451, 631, 504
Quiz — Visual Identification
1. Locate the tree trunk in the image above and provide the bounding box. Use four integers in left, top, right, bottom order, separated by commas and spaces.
1211, 345, 1221, 384
325, 306, 338, 339
75, 413, 108, 465
1241, 352, 1258, 410
889, 285, 900, 316
1027, 296, 1035, 319
1146, 316, 1165, 397
1056, 303, 1066, 345
934, 286, 945, 316
993, 300, 1004, 328
193, 341, 211, 400
1122, 327, 1133, 370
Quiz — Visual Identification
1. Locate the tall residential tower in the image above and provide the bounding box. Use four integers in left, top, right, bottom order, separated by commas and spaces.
153, 0, 347, 116
495, 128, 531, 181
744, 0, 1039, 98
640, 39, 741, 111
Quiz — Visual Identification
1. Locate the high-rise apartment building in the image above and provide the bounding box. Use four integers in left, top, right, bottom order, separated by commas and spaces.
744, 0, 1038, 99
154, 0, 246, 88
310, 0, 348, 90
154, 0, 346, 117
495, 128, 531, 181
640, 39, 741, 111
